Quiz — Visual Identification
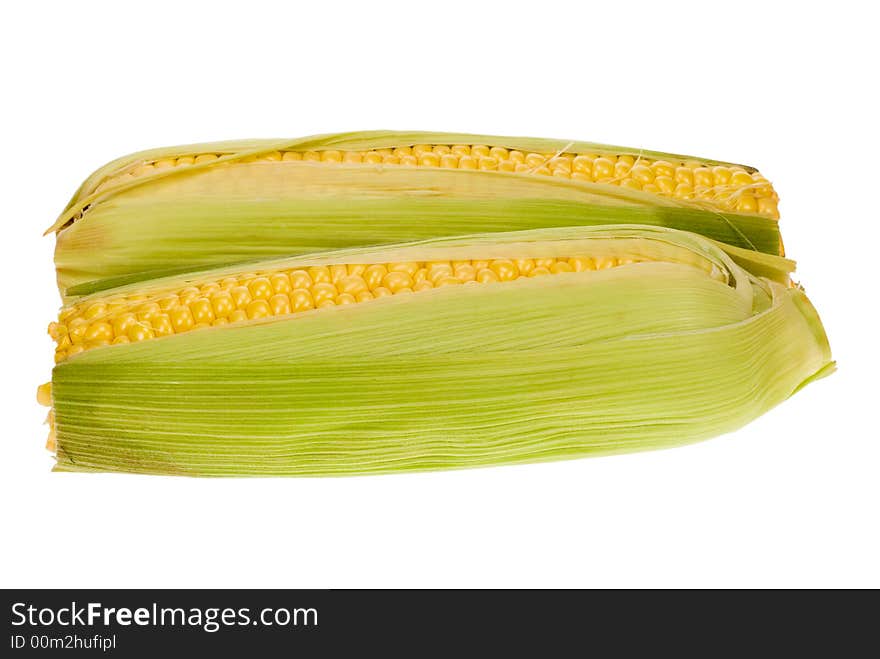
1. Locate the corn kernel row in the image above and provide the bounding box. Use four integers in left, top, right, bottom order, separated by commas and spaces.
94, 144, 778, 218
50, 255, 640, 362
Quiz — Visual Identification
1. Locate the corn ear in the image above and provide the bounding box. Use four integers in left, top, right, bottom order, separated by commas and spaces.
45, 226, 831, 476
50, 131, 782, 299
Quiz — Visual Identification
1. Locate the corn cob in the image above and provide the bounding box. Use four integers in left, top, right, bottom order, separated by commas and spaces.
49, 131, 782, 299
39, 226, 832, 477
49, 252, 663, 362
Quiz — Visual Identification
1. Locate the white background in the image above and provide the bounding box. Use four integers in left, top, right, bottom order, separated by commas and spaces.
1, 1, 877, 588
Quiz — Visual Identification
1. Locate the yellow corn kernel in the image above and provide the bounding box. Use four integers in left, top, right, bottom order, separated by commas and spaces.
654, 176, 675, 194
290, 289, 314, 311
475, 268, 499, 283
178, 286, 200, 305
47, 322, 65, 341
614, 160, 632, 178
388, 262, 419, 276
199, 282, 221, 296
454, 264, 477, 282
83, 302, 108, 319
736, 194, 759, 213
67, 318, 88, 344
112, 313, 137, 337
338, 275, 368, 296
674, 183, 695, 199
170, 306, 195, 332
135, 302, 161, 321
525, 153, 546, 168
427, 264, 454, 284
230, 285, 252, 309
246, 299, 271, 319
84, 322, 113, 343
330, 264, 348, 284
418, 152, 441, 167
631, 165, 654, 184
269, 293, 292, 315
513, 259, 534, 275
289, 269, 312, 289
731, 170, 754, 187
383, 271, 413, 292
591, 157, 615, 180
270, 272, 292, 294
652, 161, 676, 178
364, 264, 388, 289
675, 167, 695, 186
312, 282, 338, 305
758, 197, 779, 218
489, 259, 518, 281
572, 155, 594, 176
149, 314, 172, 336
712, 166, 733, 186
694, 168, 714, 187
308, 266, 331, 284
37, 382, 52, 406
127, 323, 154, 342
569, 257, 594, 272
190, 298, 215, 324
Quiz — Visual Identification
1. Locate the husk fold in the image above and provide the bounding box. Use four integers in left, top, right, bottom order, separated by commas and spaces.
49, 226, 832, 476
